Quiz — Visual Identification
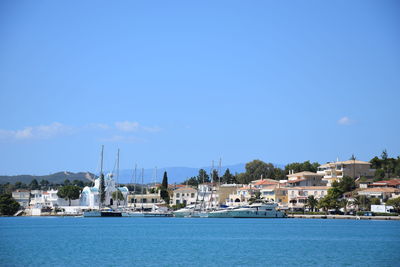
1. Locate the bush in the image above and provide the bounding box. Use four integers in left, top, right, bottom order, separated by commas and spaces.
0, 194, 20, 215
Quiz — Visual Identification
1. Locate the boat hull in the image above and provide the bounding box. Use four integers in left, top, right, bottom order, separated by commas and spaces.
83, 211, 122, 217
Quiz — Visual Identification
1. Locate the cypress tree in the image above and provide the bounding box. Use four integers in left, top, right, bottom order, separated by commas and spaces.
99, 173, 106, 206
160, 171, 169, 204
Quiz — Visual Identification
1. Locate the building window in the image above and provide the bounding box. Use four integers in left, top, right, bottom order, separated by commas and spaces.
176, 193, 180, 198
191, 193, 195, 198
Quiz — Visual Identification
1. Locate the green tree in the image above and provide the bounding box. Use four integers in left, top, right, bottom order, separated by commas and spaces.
248, 191, 261, 204
317, 196, 330, 214
306, 195, 318, 212
160, 171, 170, 204
0, 194, 20, 215
354, 195, 370, 211
99, 173, 106, 205
370, 197, 381, 205
212, 169, 219, 183
340, 198, 349, 214
112, 190, 125, 206
72, 180, 84, 188
386, 197, 400, 213
370, 156, 381, 169
245, 160, 276, 182
285, 161, 320, 174
29, 179, 40, 190
15, 182, 24, 189
198, 169, 210, 184
64, 179, 71, 186
337, 176, 356, 193
182, 177, 199, 186
221, 169, 237, 184
374, 169, 385, 180
57, 185, 81, 206
40, 179, 50, 189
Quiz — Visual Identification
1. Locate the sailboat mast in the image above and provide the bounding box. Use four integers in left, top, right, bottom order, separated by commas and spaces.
218, 157, 222, 185
141, 168, 144, 212
100, 145, 104, 175
116, 148, 120, 186
99, 145, 104, 210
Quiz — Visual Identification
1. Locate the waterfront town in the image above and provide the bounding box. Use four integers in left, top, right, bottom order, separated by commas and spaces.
2, 152, 400, 218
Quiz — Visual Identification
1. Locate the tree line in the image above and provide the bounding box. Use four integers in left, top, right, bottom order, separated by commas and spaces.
181, 159, 320, 186
181, 150, 400, 187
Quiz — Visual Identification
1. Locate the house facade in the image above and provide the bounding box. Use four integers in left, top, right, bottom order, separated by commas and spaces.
318, 160, 375, 186
287, 186, 329, 210
286, 171, 325, 187
12, 189, 30, 208
172, 187, 197, 206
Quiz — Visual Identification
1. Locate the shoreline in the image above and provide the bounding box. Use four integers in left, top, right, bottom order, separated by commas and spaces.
7, 214, 400, 220
287, 214, 400, 220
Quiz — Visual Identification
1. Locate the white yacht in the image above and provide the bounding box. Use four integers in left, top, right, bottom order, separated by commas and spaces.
229, 202, 286, 218
208, 202, 286, 218
173, 205, 196, 217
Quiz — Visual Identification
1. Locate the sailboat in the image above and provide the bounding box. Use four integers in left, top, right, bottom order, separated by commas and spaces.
83, 146, 122, 217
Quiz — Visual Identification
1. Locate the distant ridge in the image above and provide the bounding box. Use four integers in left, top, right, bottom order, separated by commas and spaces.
0, 171, 94, 185
117, 163, 248, 184
0, 162, 285, 185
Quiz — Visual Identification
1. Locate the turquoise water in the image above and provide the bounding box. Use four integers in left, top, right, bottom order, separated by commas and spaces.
0, 217, 399, 267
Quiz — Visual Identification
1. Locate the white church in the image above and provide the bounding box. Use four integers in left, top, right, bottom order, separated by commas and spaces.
80, 173, 129, 209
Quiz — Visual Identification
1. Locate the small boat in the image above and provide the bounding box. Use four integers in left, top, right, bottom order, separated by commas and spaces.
83, 208, 122, 217
173, 205, 196, 217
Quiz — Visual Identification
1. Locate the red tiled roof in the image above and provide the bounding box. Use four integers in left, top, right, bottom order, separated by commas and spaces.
360, 187, 400, 193
254, 180, 279, 186
371, 179, 400, 186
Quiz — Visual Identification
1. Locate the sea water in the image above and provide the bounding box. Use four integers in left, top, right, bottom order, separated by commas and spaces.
0, 217, 399, 267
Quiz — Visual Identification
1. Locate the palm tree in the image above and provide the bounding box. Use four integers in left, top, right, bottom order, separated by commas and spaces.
354, 195, 370, 211
112, 189, 125, 206
306, 196, 318, 212
317, 197, 330, 214
340, 198, 349, 214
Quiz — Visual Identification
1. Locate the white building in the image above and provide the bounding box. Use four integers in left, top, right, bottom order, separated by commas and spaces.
172, 187, 197, 206
317, 160, 375, 186
287, 186, 329, 210
12, 189, 30, 208
286, 171, 325, 187
80, 173, 129, 209
29, 189, 80, 208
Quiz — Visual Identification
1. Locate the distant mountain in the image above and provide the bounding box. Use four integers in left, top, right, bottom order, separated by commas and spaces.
117, 163, 247, 184
1, 162, 285, 185
0, 171, 94, 185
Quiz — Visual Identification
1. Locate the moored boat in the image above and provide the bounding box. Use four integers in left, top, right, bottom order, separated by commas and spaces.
83, 208, 122, 217
228, 202, 286, 218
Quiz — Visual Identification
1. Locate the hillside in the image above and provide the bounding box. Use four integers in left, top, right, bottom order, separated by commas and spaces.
0, 171, 95, 185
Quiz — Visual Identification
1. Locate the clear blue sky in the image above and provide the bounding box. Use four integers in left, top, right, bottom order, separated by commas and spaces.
0, 0, 399, 175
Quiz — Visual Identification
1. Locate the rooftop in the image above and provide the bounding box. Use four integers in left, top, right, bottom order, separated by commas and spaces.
287, 171, 323, 177
287, 186, 329, 190
320, 160, 371, 168
359, 187, 400, 193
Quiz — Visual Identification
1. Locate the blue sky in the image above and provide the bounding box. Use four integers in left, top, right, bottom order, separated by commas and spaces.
0, 0, 399, 175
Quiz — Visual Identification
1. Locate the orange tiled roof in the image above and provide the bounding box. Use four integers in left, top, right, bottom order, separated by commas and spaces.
371, 179, 400, 186
360, 187, 400, 193
254, 180, 279, 186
